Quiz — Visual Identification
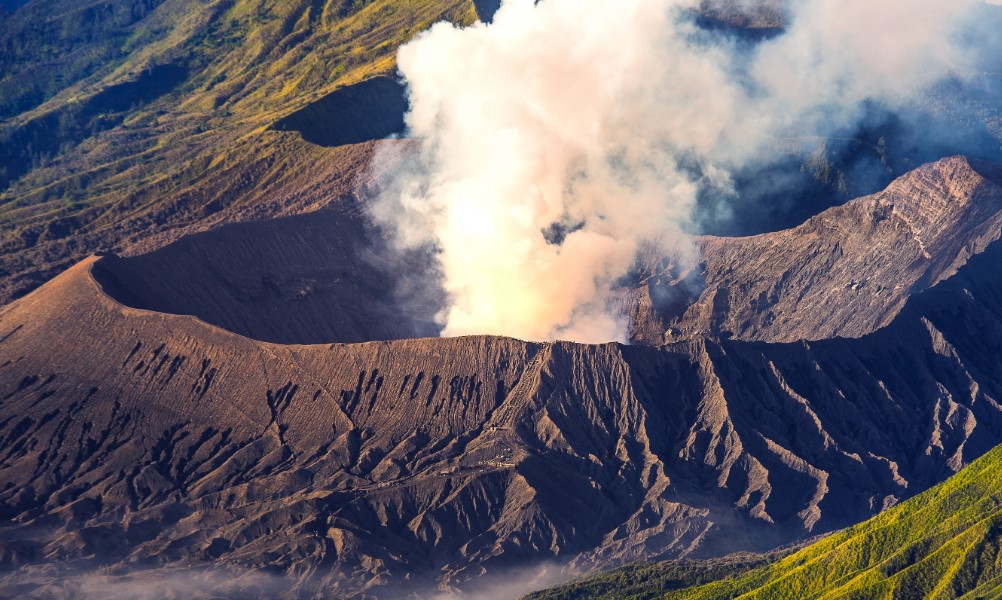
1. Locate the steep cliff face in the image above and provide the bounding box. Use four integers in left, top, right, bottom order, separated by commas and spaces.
631, 157, 1002, 344
3, 158, 1002, 597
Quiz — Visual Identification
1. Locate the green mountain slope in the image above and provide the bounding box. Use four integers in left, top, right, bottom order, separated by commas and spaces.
689, 448, 1002, 599
530, 443, 1002, 600
0, 0, 477, 302
524, 552, 790, 600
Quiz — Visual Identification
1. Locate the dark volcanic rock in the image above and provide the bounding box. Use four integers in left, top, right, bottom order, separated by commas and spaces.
697, 0, 785, 30
271, 77, 409, 148
631, 157, 1002, 344
90, 208, 439, 345
3, 159, 1002, 597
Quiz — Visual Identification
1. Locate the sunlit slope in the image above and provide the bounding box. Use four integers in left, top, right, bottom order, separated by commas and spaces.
0, 0, 476, 302
536, 444, 1002, 599
675, 444, 1002, 599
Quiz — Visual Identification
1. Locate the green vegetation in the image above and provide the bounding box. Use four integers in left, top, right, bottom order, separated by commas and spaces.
528, 444, 1002, 599
0, 0, 477, 299
0, 0, 168, 120
525, 553, 789, 600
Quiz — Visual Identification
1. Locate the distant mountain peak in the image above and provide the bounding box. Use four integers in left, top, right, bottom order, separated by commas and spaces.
630, 155, 1002, 345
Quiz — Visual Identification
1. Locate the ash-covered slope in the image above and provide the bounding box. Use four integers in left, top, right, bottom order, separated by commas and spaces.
3, 158, 1002, 597
631, 157, 1002, 344
90, 206, 438, 345
531, 443, 1002, 600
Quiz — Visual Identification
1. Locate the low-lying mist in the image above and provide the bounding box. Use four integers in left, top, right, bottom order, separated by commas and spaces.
2, 560, 578, 599
368, 0, 1000, 344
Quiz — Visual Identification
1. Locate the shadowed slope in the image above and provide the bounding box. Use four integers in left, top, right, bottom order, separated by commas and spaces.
271, 77, 408, 149
91, 207, 439, 344
473, 0, 502, 23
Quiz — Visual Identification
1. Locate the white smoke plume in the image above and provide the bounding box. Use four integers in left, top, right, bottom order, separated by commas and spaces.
370, 0, 985, 343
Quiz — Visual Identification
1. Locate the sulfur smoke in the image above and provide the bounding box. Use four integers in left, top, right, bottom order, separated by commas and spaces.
371, 0, 985, 343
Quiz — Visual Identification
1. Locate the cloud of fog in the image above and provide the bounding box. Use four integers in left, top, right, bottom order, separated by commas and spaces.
426, 560, 576, 600
1, 567, 293, 600
369, 0, 985, 344
5, 560, 578, 600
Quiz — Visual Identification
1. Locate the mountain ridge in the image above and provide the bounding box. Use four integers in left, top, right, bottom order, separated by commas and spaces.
1, 0, 1000, 312
2, 1, 1002, 597
0, 0, 476, 305
630, 156, 1002, 344
4, 157, 1002, 596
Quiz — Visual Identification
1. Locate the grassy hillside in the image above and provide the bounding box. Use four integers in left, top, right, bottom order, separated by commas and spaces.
683, 448, 1002, 599
525, 553, 789, 600
0, 0, 477, 301
530, 444, 1002, 600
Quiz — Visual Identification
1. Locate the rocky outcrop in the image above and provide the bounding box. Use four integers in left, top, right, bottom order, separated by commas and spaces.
631, 157, 1002, 344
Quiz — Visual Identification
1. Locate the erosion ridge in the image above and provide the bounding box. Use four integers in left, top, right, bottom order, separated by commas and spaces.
630, 156, 1002, 344
4, 159, 1002, 597
673, 442, 1002, 598
530, 444, 1002, 599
